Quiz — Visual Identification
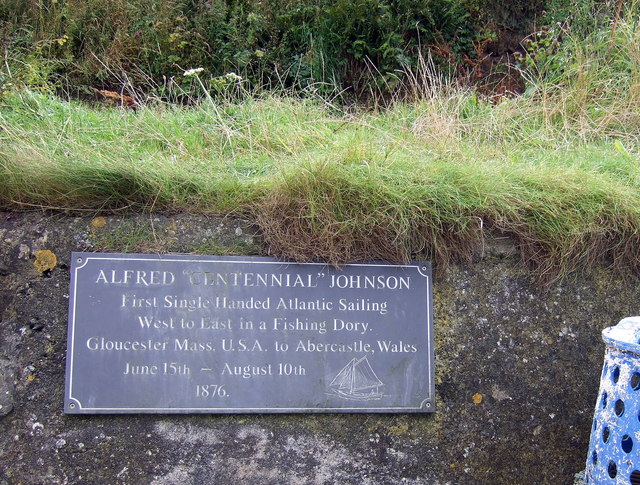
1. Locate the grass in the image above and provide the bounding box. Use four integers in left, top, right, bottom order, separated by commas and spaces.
2, 19, 640, 282
89, 217, 259, 255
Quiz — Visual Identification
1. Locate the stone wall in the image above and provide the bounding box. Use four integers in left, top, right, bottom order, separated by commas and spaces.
1, 212, 637, 484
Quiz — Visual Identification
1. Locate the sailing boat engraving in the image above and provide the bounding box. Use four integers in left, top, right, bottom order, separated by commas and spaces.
328, 356, 384, 401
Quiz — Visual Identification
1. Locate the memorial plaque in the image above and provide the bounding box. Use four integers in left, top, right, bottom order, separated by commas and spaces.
65, 253, 434, 413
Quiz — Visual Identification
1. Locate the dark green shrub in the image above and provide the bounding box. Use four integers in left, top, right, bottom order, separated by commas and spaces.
3, 0, 611, 99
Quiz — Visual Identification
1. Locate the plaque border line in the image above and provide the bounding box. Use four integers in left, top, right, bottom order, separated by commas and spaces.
66, 253, 434, 413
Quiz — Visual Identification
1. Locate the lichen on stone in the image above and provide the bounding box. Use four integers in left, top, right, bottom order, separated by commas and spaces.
91, 217, 107, 228
33, 250, 57, 274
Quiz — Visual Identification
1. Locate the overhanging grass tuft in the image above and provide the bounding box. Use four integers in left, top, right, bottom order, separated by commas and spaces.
256, 161, 482, 267
256, 159, 640, 282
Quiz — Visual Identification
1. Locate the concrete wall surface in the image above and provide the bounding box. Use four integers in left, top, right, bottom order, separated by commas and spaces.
1, 212, 637, 485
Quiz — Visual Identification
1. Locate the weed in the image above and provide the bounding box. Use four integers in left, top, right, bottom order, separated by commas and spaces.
91, 219, 161, 253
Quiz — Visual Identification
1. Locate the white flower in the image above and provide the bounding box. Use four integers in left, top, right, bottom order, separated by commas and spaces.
225, 72, 243, 82
183, 67, 204, 77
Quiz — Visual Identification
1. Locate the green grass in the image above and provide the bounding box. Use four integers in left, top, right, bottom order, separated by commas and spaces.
2, 19, 640, 282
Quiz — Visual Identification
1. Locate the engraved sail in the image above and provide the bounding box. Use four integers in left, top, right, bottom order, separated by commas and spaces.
329, 358, 357, 390
351, 357, 383, 392
329, 357, 383, 399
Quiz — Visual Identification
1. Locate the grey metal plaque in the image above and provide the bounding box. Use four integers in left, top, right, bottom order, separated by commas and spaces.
65, 253, 434, 413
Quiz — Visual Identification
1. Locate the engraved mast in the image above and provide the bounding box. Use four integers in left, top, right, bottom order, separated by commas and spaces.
329, 357, 384, 400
